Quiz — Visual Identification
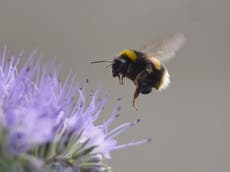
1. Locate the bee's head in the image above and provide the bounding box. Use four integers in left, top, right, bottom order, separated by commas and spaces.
112, 58, 127, 77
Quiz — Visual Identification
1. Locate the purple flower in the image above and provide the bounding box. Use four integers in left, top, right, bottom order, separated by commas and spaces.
0, 46, 150, 172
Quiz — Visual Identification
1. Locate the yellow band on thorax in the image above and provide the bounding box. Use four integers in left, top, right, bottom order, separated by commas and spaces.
119, 49, 137, 62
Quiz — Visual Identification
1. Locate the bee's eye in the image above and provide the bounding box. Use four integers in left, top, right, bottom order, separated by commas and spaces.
112, 59, 127, 77
113, 59, 126, 68
118, 59, 126, 66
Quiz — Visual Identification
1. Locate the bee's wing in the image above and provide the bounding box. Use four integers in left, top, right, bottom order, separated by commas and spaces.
140, 32, 186, 62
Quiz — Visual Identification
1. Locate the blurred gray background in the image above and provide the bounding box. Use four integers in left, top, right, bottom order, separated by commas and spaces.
0, 0, 229, 171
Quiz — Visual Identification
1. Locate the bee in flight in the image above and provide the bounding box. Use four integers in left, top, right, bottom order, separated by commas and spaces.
91, 33, 186, 109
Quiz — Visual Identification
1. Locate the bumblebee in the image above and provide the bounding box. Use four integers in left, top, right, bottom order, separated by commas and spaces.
91, 33, 185, 109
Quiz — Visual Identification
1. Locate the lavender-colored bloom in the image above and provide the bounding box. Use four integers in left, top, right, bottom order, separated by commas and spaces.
0, 47, 150, 172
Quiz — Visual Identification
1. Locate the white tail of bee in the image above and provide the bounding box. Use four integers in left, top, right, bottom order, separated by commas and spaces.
158, 68, 170, 91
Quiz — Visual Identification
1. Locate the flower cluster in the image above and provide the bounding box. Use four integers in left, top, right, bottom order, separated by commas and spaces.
0, 47, 150, 172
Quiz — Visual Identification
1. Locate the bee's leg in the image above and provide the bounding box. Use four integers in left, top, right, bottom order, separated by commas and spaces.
118, 74, 124, 85
134, 70, 147, 85
117, 75, 123, 85
132, 88, 140, 110
121, 75, 124, 85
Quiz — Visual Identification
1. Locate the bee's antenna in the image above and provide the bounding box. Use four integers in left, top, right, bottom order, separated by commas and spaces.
106, 64, 112, 68
90, 60, 112, 64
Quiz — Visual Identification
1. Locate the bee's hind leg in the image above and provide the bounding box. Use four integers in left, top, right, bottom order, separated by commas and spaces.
132, 88, 140, 110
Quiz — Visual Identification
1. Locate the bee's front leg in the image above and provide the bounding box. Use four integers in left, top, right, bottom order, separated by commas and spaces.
121, 75, 124, 85
118, 74, 124, 85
